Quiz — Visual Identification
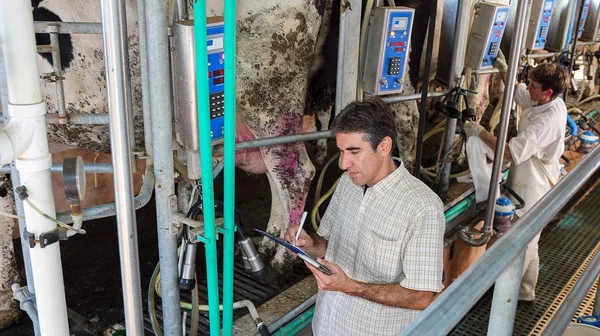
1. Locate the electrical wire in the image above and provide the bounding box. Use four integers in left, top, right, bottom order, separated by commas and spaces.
0, 211, 23, 219
22, 198, 85, 234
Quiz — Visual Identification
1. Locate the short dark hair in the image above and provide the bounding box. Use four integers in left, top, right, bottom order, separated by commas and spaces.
530, 63, 570, 99
331, 97, 397, 151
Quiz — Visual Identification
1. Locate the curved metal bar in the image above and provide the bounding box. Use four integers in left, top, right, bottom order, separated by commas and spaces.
56, 164, 154, 224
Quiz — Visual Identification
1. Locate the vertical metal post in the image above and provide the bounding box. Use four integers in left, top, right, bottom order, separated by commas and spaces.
437, 0, 469, 200
100, 0, 144, 333
144, 0, 182, 334
488, 252, 526, 334
47, 27, 67, 122
567, 0, 584, 97
176, 0, 187, 20
334, 0, 361, 115
482, 0, 528, 237
136, 0, 153, 159
415, 0, 438, 178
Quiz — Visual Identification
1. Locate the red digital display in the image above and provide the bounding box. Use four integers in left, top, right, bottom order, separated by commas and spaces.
208, 71, 211, 78
213, 69, 225, 77
213, 77, 224, 85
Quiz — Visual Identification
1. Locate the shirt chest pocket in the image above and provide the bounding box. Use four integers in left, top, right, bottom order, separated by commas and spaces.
358, 230, 405, 283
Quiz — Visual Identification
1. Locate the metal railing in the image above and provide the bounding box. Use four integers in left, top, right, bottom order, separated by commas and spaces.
402, 143, 600, 335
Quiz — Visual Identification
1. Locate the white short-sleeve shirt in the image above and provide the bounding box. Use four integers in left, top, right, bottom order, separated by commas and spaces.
312, 159, 445, 336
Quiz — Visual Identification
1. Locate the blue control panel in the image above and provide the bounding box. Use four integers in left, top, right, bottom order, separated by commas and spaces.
534, 0, 554, 49
379, 10, 413, 94
577, 0, 591, 38
207, 23, 225, 142
481, 6, 509, 68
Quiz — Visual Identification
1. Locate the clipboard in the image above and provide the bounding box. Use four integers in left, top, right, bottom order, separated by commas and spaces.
253, 229, 332, 276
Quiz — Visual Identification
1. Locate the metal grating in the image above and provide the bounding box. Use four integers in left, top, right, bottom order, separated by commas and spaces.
531, 245, 600, 334
451, 179, 600, 335
143, 259, 311, 335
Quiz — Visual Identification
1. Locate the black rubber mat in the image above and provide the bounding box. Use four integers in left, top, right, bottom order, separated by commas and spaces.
143, 259, 311, 335
451, 178, 600, 335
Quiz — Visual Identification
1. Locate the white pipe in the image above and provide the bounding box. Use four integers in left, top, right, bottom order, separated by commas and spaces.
0, 1, 70, 335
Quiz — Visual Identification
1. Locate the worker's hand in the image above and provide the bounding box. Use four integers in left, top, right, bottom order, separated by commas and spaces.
494, 50, 508, 73
284, 224, 313, 248
464, 121, 484, 137
305, 258, 354, 292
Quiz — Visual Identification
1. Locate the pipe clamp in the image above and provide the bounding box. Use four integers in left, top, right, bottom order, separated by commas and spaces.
24, 227, 68, 248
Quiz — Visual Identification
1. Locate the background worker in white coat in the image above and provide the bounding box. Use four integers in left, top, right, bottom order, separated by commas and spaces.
464, 62, 569, 301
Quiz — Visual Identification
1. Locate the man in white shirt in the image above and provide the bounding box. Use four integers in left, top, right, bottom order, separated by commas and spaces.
464, 62, 569, 301
284, 98, 445, 335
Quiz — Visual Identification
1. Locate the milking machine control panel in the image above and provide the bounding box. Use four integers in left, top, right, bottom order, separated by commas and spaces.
171, 17, 225, 151
526, 0, 555, 50
465, 3, 509, 70
207, 21, 225, 142
362, 7, 414, 96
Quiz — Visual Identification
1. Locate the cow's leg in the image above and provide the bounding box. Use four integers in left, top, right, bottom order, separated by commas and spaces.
259, 142, 315, 268
313, 106, 332, 167
0, 176, 20, 329
469, 74, 492, 123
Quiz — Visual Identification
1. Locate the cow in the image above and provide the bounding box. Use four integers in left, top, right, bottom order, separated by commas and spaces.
4, 0, 449, 279
27, 0, 326, 268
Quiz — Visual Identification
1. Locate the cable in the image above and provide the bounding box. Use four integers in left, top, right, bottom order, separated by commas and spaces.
0, 211, 23, 219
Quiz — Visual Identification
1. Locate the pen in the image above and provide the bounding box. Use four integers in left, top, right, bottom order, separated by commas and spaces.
295, 211, 308, 242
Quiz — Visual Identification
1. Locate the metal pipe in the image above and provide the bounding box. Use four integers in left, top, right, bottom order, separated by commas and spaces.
56, 164, 154, 224
567, 0, 585, 97
402, 144, 600, 335
415, 0, 438, 178
135, 0, 153, 160
474, 68, 500, 75
448, 0, 469, 89
48, 27, 67, 122
1, 162, 113, 174
34, 21, 103, 34
487, 252, 526, 335
45, 113, 110, 124
527, 51, 562, 59
437, 0, 470, 200
334, 0, 360, 115
176, 0, 187, 20
236, 131, 333, 150
232, 91, 449, 151
380, 90, 449, 103
480, 0, 529, 242
334, 3, 347, 116
265, 294, 317, 334
145, 0, 181, 333
100, 0, 144, 333
543, 251, 600, 335
194, 3, 220, 334
223, 0, 237, 332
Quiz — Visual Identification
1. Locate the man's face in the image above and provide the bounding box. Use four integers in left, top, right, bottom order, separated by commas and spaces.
527, 79, 552, 103
336, 132, 390, 187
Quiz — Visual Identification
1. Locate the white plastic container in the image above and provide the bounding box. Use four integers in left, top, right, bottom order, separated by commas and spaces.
563, 323, 600, 336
